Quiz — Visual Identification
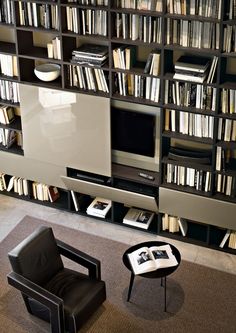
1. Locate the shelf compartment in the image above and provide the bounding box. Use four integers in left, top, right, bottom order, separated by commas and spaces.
159, 187, 236, 230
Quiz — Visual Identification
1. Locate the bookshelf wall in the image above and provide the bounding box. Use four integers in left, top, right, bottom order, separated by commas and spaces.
0, 0, 236, 253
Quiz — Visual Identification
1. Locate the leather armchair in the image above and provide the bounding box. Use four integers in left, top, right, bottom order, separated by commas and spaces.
7, 226, 106, 333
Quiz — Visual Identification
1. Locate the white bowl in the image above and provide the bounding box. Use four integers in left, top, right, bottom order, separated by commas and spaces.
34, 63, 61, 82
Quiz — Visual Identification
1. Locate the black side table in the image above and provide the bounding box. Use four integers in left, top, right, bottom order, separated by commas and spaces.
122, 241, 181, 312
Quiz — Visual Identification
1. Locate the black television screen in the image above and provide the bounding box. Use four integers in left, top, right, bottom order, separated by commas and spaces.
111, 108, 155, 157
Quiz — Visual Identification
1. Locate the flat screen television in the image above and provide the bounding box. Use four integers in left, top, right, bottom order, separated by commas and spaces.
111, 108, 156, 157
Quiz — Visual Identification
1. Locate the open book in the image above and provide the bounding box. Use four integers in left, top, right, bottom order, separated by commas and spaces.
128, 244, 178, 275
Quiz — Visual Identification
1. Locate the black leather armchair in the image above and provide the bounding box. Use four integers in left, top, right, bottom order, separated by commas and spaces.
7, 226, 106, 333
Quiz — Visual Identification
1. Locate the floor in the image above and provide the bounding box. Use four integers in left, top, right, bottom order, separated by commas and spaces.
1, 194, 236, 275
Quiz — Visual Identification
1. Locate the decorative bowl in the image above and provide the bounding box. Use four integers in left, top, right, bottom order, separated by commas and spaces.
34, 63, 61, 82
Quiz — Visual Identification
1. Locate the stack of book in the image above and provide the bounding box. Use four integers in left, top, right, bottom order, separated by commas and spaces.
162, 213, 188, 236
173, 55, 211, 83
123, 208, 154, 230
71, 44, 109, 67
86, 197, 111, 218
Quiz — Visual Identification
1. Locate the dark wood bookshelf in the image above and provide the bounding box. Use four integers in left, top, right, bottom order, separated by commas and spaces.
0, 0, 235, 254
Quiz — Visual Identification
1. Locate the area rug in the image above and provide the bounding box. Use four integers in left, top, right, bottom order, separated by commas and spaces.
0, 216, 236, 333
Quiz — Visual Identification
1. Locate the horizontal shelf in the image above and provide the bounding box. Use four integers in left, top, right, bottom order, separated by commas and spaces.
163, 103, 216, 116
60, 3, 108, 10
162, 156, 212, 171
61, 31, 109, 39
16, 26, 59, 34
164, 44, 220, 55
111, 93, 162, 107
165, 13, 221, 23
110, 7, 162, 17
162, 130, 214, 144
216, 141, 236, 149
111, 37, 162, 48
0, 99, 20, 108
161, 183, 212, 197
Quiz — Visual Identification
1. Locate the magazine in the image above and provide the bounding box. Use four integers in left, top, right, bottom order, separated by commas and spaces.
123, 208, 154, 230
86, 197, 111, 218
128, 244, 178, 275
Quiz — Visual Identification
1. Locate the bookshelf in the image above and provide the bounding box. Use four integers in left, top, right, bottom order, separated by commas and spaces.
0, 0, 236, 253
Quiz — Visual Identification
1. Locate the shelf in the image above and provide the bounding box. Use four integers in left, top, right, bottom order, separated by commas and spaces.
0, 116, 22, 132
0, 143, 23, 156
0, 42, 16, 55
162, 131, 214, 144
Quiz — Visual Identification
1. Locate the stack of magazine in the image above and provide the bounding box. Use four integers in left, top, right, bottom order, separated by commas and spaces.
71, 44, 109, 67
123, 208, 154, 230
128, 244, 178, 275
86, 197, 111, 218
173, 55, 211, 83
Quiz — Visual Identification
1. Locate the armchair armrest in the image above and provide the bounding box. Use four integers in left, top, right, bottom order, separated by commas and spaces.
7, 271, 65, 333
56, 239, 101, 280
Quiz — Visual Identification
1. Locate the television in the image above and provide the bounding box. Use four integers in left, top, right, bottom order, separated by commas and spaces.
111, 106, 160, 171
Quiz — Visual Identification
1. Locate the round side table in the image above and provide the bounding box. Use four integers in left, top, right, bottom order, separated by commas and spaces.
122, 241, 181, 312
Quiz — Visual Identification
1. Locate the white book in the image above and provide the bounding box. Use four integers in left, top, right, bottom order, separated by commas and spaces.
86, 197, 111, 218
123, 208, 154, 230
219, 229, 231, 248
128, 244, 178, 275
177, 218, 188, 236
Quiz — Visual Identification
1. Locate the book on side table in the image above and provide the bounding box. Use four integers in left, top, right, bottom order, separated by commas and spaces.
128, 244, 178, 275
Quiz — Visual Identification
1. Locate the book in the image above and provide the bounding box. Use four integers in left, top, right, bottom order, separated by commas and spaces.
219, 229, 231, 248
128, 244, 178, 275
123, 208, 154, 230
174, 55, 211, 73
86, 197, 111, 218
177, 218, 188, 236
47, 186, 60, 202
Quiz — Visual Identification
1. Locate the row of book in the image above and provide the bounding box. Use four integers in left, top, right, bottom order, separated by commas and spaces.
18, 2, 59, 30
0, 0, 14, 24
115, 0, 162, 11
0, 106, 15, 125
217, 118, 236, 142
223, 25, 236, 53
144, 50, 161, 76
115, 72, 160, 102
66, 7, 107, 36
67, 65, 109, 93
165, 80, 217, 111
220, 230, 236, 249
0, 174, 28, 195
216, 174, 236, 197
0, 80, 19, 104
221, 89, 236, 114
166, 19, 220, 50
2, 175, 60, 202
173, 55, 218, 84
165, 109, 214, 139
215, 147, 235, 172
115, 13, 162, 43
113, 46, 136, 70
162, 213, 188, 236
47, 36, 61, 60
166, 163, 212, 192
67, 0, 108, 5
227, 0, 236, 20
166, 0, 221, 19
0, 54, 18, 78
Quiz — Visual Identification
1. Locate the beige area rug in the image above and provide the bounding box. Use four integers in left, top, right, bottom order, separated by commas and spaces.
0, 215, 236, 333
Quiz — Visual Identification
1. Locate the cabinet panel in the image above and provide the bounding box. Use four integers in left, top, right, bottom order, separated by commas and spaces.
19, 85, 111, 177
0, 151, 67, 189
61, 176, 158, 212
159, 187, 236, 230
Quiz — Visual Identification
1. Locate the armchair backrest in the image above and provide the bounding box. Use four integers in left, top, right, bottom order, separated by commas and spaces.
8, 226, 64, 286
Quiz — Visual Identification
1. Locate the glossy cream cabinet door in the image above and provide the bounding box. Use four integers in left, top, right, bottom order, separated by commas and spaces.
20, 85, 111, 177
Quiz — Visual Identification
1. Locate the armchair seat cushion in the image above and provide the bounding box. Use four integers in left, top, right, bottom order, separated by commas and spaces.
28, 268, 106, 332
